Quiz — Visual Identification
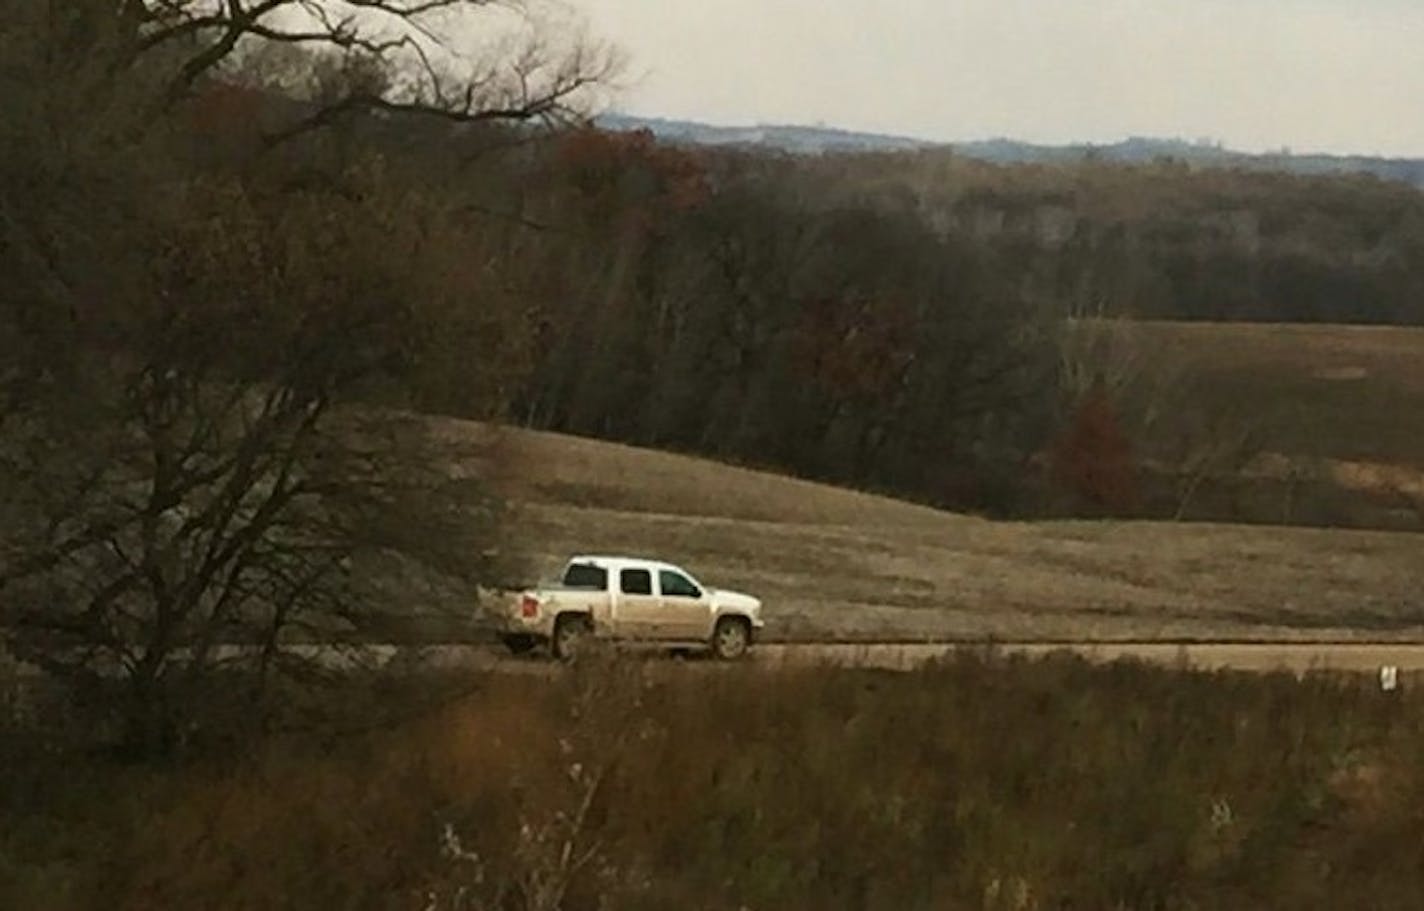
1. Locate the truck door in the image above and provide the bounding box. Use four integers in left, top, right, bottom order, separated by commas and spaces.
657, 569, 710, 640
615, 567, 661, 639
560, 561, 612, 631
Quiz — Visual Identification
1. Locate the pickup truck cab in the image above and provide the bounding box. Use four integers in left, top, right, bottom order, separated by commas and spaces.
495, 555, 765, 660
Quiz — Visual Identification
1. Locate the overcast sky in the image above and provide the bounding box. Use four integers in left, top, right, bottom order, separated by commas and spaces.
570, 0, 1424, 156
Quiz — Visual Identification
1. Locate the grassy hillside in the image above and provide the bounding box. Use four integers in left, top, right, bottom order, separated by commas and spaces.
459, 419, 1424, 643
1137, 321, 1424, 468
1048, 319, 1424, 529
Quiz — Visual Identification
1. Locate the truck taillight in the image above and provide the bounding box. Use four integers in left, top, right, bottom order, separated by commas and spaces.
520, 595, 540, 618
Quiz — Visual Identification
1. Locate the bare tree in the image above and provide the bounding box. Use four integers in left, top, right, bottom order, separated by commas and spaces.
0, 3, 591, 754
1164, 409, 1265, 521
0, 167, 526, 753
1054, 311, 1273, 521
113, 0, 621, 134
1056, 302, 1178, 419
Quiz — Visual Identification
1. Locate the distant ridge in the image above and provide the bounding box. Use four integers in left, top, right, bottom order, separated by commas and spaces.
595, 113, 1424, 189
595, 113, 935, 155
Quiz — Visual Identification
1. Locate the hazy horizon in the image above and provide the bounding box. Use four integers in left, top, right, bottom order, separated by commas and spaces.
573, 0, 1424, 159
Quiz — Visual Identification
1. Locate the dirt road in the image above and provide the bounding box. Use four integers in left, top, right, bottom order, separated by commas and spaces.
394, 640, 1424, 678
11, 640, 1424, 680
748, 641, 1424, 674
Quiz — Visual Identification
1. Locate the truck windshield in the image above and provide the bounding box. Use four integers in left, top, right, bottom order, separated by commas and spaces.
562, 563, 608, 590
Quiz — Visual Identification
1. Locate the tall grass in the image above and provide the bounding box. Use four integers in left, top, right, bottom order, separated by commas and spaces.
5, 652, 1424, 910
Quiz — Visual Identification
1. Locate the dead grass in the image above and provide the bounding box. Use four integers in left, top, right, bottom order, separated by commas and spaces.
10, 656, 1424, 910
1131, 321, 1424, 469
472, 422, 1424, 643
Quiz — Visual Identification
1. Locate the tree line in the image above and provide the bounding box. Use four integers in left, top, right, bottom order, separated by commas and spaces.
802, 149, 1424, 326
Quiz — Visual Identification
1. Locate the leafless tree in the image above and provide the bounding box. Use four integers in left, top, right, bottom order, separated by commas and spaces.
0, 0, 616, 163
1164, 410, 1265, 520
1054, 311, 1269, 520
1, 173, 523, 753
0, 2, 593, 754
115, 0, 621, 127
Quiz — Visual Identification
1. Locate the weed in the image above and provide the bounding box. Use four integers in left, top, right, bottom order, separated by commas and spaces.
7, 656, 1424, 909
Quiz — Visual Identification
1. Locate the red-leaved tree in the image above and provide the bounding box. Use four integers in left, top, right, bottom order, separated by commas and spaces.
1049, 380, 1138, 514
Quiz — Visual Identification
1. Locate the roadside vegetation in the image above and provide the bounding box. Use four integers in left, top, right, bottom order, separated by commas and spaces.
6, 652, 1424, 910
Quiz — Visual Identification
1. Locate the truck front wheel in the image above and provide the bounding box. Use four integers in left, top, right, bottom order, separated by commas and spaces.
500, 633, 539, 657
552, 614, 593, 661
710, 617, 751, 660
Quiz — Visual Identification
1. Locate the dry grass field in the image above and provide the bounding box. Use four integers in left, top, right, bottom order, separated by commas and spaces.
15, 655, 1424, 910
1137, 321, 1424, 468
1050, 320, 1424, 530
449, 419, 1424, 644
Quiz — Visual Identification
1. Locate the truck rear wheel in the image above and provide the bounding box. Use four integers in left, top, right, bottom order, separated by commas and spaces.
552, 614, 592, 661
710, 617, 751, 660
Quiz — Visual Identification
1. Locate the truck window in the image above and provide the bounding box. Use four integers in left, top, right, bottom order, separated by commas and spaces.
620, 568, 653, 595
562, 563, 608, 590
659, 570, 702, 599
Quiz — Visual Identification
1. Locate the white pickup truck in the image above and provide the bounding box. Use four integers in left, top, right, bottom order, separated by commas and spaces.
493, 555, 765, 660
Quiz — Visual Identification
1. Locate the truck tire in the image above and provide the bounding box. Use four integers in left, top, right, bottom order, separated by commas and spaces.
500, 633, 539, 657
710, 616, 751, 660
552, 614, 592, 662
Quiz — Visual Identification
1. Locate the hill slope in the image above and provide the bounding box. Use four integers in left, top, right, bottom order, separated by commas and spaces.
460, 424, 1424, 642
1137, 321, 1424, 468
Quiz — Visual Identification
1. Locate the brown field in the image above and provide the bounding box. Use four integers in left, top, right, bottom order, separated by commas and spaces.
1066, 320, 1424, 529
454, 415, 1424, 643
1137, 321, 1424, 468
15, 656, 1424, 910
